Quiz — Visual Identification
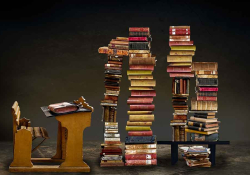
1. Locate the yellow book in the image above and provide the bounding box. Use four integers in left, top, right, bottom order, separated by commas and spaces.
127, 111, 152, 115
185, 129, 218, 135
125, 144, 156, 150
127, 121, 152, 126
168, 62, 192, 66
169, 50, 195, 56
126, 126, 151, 131
170, 26, 190, 29
167, 55, 192, 63
170, 45, 196, 51
196, 75, 218, 78
129, 115, 154, 122
129, 53, 152, 58
131, 80, 156, 87
129, 50, 150, 54
128, 75, 153, 80
129, 86, 154, 90
127, 70, 152, 75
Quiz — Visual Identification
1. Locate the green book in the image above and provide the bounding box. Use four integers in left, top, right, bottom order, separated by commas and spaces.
126, 126, 151, 131
127, 70, 152, 75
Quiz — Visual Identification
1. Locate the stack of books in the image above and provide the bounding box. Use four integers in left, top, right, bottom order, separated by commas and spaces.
186, 62, 219, 141
125, 27, 157, 166
167, 26, 196, 141
180, 146, 211, 167
98, 37, 129, 167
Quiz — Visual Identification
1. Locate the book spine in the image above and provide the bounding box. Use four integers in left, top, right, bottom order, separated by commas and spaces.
127, 97, 154, 104
170, 45, 196, 51
169, 41, 193, 46
131, 80, 156, 87
128, 131, 153, 136
198, 87, 218, 91
169, 50, 195, 56
128, 75, 153, 80
129, 27, 150, 32
167, 66, 192, 72
127, 121, 152, 126
129, 115, 154, 122
129, 65, 154, 71
131, 90, 156, 97
125, 136, 156, 144
129, 57, 156, 65
129, 42, 150, 50
192, 62, 218, 71
130, 104, 155, 111
169, 28, 190, 31
167, 55, 193, 62
125, 159, 157, 166
197, 96, 217, 101
129, 37, 148, 41
126, 126, 151, 131
169, 31, 190, 35
125, 154, 157, 160
127, 70, 152, 75
169, 73, 194, 78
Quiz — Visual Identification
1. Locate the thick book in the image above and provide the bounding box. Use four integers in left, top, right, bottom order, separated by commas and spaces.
125, 135, 156, 144
108, 44, 128, 50
190, 133, 219, 141
170, 45, 196, 51
170, 73, 194, 78
130, 104, 155, 111
127, 97, 154, 104
195, 70, 218, 75
127, 70, 152, 75
128, 131, 153, 136
128, 75, 153, 80
167, 55, 192, 62
125, 159, 157, 166
173, 115, 187, 120
127, 121, 152, 126
196, 91, 217, 97
129, 114, 154, 122
187, 121, 219, 128
131, 90, 156, 97
167, 66, 192, 72
129, 65, 154, 71
125, 154, 157, 160
196, 78, 218, 86
129, 42, 150, 50
98, 47, 129, 56
125, 149, 157, 154
128, 50, 150, 54
131, 80, 156, 87
187, 126, 219, 132
197, 96, 217, 101
197, 87, 218, 91
129, 53, 152, 58
129, 31, 150, 37
125, 126, 151, 131
197, 74, 218, 78
192, 62, 218, 71
169, 41, 193, 46
169, 50, 195, 56
194, 114, 215, 119
48, 102, 78, 114
185, 128, 218, 135
191, 98, 218, 111
190, 116, 218, 123
125, 144, 156, 150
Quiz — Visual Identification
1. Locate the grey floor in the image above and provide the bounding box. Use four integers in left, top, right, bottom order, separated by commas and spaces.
0, 141, 249, 175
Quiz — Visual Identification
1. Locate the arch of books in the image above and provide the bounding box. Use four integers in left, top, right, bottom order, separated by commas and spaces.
98, 27, 157, 167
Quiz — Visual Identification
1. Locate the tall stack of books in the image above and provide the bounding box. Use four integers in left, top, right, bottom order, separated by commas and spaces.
125, 27, 157, 166
186, 62, 219, 141
167, 26, 196, 141
180, 146, 211, 167
98, 37, 129, 167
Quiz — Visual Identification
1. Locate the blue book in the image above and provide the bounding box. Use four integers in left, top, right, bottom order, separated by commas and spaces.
125, 135, 156, 144
190, 133, 219, 142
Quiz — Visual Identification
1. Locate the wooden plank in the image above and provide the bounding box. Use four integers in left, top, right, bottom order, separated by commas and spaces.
31, 158, 64, 163
9, 165, 90, 172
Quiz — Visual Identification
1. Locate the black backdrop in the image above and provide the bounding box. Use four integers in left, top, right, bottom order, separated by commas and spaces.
1, 1, 250, 141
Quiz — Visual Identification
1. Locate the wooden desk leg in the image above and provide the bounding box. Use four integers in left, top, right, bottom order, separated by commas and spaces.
208, 144, 216, 166
171, 143, 178, 165
52, 122, 63, 159
56, 113, 91, 168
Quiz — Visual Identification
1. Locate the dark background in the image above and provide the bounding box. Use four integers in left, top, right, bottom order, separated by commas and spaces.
0, 0, 249, 142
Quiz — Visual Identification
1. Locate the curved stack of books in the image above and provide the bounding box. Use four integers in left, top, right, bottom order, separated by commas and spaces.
98, 37, 129, 167
167, 26, 196, 141
125, 27, 157, 166
186, 62, 219, 141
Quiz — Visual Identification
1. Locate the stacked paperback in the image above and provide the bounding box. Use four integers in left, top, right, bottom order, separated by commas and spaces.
98, 37, 129, 167
186, 62, 219, 141
180, 146, 211, 167
167, 26, 196, 141
125, 27, 157, 166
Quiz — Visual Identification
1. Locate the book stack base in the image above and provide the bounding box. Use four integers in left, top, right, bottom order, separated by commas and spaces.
98, 37, 129, 167
167, 26, 196, 141
125, 27, 157, 166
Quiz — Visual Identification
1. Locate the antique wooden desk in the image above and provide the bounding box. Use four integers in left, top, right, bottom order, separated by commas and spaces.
10, 96, 94, 173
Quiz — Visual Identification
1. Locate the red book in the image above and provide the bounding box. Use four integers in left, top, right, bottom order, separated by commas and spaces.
131, 90, 156, 97
169, 28, 190, 32
167, 66, 192, 73
129, 65, 154, 71
129, 37, 148, 41
198, 87, 218, 92
125, 153, 157, 160
105, 141, 121, 144
197, 96, 217, 101
129, 27, 150, 32
169, 31, 190, 35
169, 73, 194, 77
104, 95, 118, 101
169, 41, 193, 46
102, 148, 122, 152
128, 131, 153, 136
108, 61, 123, 65
130, 104, 155, 111
173, 115, 187, 120
127, 97, 153, 104
125, 159, 157, 166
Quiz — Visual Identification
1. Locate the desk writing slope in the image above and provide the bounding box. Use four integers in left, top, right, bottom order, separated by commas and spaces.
9, 96, 94, 172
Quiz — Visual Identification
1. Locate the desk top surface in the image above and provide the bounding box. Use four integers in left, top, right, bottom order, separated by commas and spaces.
41, 104, 92, 118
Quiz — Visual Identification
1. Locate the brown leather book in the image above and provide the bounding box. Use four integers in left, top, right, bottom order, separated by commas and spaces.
48, 102, 78, 113
130, 80, 156, 87
173, 115, 187, 120
192, 62, 218, 71
129, 57, 156, 65
180, 79, 183, 94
